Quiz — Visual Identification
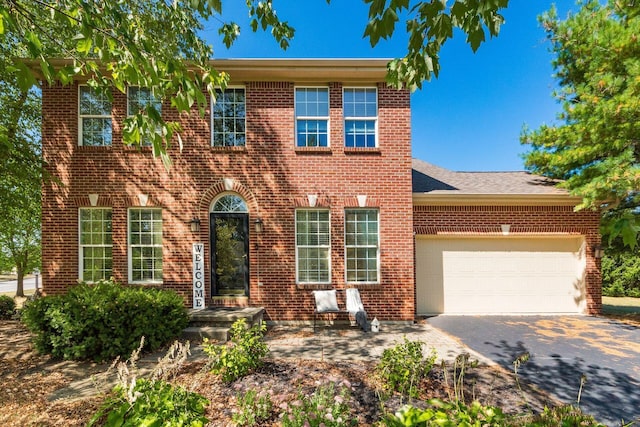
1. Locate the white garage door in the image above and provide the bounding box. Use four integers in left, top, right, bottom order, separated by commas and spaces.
416, 236, 587, 315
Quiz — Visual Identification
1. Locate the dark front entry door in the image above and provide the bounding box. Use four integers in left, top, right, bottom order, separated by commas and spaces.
210, 213, 249, 296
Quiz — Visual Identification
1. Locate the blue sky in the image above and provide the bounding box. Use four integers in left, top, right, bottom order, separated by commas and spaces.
203, 1, 577, 171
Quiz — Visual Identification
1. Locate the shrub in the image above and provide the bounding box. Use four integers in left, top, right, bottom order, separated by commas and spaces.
383, 400, 506, 426
203, 318, 269, 382
519, 405, 606, 427
602, 253, 640, 297
376, 338, 437, 398
280, 383, 357, 427
233, 389, 274, 426
0, 295, 16, 319
88, 378, 209, 427
21, 279, 189, 361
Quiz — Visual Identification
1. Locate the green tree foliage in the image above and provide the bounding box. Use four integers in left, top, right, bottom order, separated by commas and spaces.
0, 0, 294, 167
366, 0, 510, 90
0, 37, 41, 297
521, 0, 640, 248
0, 0, 509, 164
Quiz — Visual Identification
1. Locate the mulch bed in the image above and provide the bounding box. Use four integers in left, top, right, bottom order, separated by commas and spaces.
0, 320, 557, 426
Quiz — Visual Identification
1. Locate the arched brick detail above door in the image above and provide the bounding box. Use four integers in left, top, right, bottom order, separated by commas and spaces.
198, 178, 259, 215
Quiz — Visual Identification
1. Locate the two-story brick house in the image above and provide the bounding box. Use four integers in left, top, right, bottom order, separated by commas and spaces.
41, 58, 602, 320
41, 59, 415, 321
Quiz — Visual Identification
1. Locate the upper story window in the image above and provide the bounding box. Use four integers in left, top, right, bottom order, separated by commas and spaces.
79, 86, 112, 146
128, 208, 163, 284
296, 209, 331, 284
127, 87, 162, 146
343, 88, 378, 148
212, 88, 246, 147
79, 208, 112, 282
295, 87, 329, 147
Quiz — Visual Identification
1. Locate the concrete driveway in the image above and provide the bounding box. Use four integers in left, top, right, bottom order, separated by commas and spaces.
427, 315, 640, 426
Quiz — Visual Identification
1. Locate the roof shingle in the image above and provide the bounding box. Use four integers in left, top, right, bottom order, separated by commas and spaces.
412, 158, 567, 195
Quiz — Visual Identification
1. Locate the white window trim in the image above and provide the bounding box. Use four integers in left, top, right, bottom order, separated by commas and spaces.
128, 208, 163, 284
294, 86, 331, 147
210, 86, 247, 147
344, 208, 380, 285
78, 84, 112, 147
295, 208, 332, 285
78, 207, 112, 283
343, 87, 379, 148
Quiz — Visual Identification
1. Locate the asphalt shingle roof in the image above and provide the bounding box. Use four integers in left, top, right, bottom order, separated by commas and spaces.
412, 158, 568, 195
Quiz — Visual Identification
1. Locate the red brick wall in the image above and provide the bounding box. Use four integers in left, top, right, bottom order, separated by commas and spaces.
41, 79, 415, 321
413, 205, 602, 314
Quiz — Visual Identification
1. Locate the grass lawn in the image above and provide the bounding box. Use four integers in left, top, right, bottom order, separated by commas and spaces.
602, 295, 640, 314
602, 296, 640, 327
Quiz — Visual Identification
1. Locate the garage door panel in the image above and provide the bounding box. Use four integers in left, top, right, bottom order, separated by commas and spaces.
416, 237, 586, 315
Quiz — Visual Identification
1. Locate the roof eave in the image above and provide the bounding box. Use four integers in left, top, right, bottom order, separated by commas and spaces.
26, 58, 392, 83
212, 58, 391, 83
412, 193, 583, 206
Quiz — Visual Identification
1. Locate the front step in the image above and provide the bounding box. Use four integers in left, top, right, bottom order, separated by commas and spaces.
183, 307, 265, 342
182, 326, 230, 342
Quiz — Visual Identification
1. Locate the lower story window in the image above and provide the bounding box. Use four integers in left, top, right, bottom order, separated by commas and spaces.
296, 209, 331, 283
129, 208, 163, 283
345, 209, 379, 283
79, 208, 112, 282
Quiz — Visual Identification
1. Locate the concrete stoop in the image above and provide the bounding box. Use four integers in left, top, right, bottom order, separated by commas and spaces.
183, 306, 265, 342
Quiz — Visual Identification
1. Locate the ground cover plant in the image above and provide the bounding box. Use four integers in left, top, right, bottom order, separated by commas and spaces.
20, 279, 188, 361
88, 340, 209, 427
375, 337, 437, 398
203, 318, 269, 382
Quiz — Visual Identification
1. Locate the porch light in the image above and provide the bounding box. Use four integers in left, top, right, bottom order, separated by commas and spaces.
190, 217, 201, 233
593, 244, 604, 259
254, 218, 263, 234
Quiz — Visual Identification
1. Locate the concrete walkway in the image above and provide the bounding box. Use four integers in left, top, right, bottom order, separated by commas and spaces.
49, 322, 491, 402
265, 322, 493, 364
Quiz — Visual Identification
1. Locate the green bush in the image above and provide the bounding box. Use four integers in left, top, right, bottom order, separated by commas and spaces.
233, 389, 274, 426
0, 295, 16, 319
602, 252, 640, 297
519, 405, 605, 427
87, 378, 209, 427
280, 383, 357, 427
376, 338, 437, 398
384, 400, 506, 426
21, 280, 189, 361
203, 318, 269, 383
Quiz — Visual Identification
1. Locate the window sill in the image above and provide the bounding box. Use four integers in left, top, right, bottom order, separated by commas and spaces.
295, 146, 332, 154
129, 281, 163, 287
344, 147, 381, 155
346, 283, 382, 290
78, 144, 113, 149
296, 283, 334, 290
210, 145, 248, 152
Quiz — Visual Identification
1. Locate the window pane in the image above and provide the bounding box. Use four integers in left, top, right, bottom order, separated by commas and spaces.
79, 208, 113, 282
345, 209, 379, 283
129, 208, 163, 282
79, 86, 111, 116
344, 88, 377, 148
212, 88, 246, 147
296, 209, 330, 283
295, 88, 329, 119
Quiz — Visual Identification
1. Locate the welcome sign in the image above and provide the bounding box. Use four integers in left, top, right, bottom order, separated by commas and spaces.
192, 243, 205, 309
